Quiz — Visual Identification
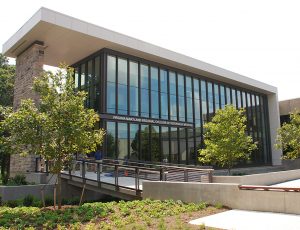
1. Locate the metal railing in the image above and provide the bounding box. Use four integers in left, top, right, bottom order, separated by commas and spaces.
239, 185, 300, 192
36, 158, 214, 197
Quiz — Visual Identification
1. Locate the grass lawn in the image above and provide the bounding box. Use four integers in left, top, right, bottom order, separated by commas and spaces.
0, 199, 226, 229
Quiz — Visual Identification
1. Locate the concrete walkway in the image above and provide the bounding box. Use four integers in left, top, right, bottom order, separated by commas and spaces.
273, 178, 300, 187
189, 210, 300, 230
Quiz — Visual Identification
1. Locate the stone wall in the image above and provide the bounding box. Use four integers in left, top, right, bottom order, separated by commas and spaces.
13, 43, 44, 110
10, 43, 45, 175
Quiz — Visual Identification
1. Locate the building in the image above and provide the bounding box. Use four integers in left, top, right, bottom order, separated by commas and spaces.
2, 8, 282, 173
279, 97, 300, 125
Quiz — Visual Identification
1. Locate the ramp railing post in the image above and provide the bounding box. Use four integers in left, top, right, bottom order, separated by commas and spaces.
97, 162, 101, 182
115, 165, 119, 191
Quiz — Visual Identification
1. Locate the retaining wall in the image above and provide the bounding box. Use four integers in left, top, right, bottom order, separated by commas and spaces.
213, 169, 300, 185
0, 184, 54, 202
142, 181, 300, 215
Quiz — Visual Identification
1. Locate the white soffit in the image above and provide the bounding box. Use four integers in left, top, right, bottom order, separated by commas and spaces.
3, 7, 277, 94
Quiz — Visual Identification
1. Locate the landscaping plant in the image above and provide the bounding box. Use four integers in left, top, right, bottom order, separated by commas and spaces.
198, 105, 257, 175
276, 111, 300, 159
0, 64, 105, 209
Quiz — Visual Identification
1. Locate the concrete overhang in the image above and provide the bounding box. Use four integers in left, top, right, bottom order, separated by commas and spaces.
3, 7, 277, 95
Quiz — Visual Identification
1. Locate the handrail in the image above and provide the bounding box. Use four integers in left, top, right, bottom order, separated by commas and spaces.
76, 158, 214, 172
36, 157, 214, 197
238, 185, 300, 192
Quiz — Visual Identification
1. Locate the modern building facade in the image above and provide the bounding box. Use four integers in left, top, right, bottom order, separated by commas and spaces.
279, 97, 300, 125
3, 8, 282, 172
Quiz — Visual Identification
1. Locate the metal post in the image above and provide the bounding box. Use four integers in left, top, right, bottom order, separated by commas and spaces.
135, 167, 139, 192
184, 169, 188, 182
82, 161, 86, 179
45, 160, 49, 176
97, 163, 101, 182
160, 167, 164, 181
115, 165, 119, 191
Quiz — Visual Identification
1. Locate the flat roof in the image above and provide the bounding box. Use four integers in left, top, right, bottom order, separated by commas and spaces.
3, 7, 277, 94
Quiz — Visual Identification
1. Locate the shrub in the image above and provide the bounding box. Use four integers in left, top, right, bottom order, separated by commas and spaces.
6, 174, 28, 186
44, 196, 54, 207
23, 195, 34, 207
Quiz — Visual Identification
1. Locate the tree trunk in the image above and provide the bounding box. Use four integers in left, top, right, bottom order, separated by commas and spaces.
57, 172, 62, 209
228, 167, 231, 176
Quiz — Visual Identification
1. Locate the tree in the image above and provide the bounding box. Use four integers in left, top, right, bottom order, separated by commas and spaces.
0, 65, 105, 208
0, 53, 15, 183
0, 54, 15, 107
198, 105, 257, 175
276, 111, 300, 159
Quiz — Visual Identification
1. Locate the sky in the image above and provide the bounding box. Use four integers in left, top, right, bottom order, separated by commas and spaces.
1, 0, 299, 101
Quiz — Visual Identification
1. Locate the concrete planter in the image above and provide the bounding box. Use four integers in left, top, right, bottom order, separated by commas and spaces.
0, 184, 54, 202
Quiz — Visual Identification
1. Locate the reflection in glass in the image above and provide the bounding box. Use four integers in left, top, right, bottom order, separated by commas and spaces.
87, 60, 93, 108
169, 72, 177, 121
107, 56, 116, 82
178, 74, 185, 121
161, 126, 169, 162
141, 65, 149, 117
80, 63, 85, 88
170, 127, 178, 163
179, 128, 186, 164
151, 67, 159, 118
95, 57, 100, 112
118, 123, 128, 159
186, 76, 193, 122
242, 91, 247, 108
129, 61, 138, 116
140, 125, 150, 161
106, 122, 116, 158
118, 59, 128, 115
232, 89, 236, 108
220, 85, 225, 108
226, 87, 231, 105
118, 84, 127, 115
160, 70, 168, 120
237, 90, 241, 108
151, 126, 161, 162
74, 67, 79, 89
129, 124, 139, 160
107, 82, 116, 113
187, 128, 195, 165
214, 83, 220, 110
207, 82, 213, 117
201, 80, 207, 123
194, 79, 200, 121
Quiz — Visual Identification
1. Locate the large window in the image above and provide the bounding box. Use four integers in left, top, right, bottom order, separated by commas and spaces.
107, 56, 116, 113
169, 72, 177, 121
118, 123, 128, 159
118, 58, 128, 115
129, 61, 139, 116
160, 70, 169, 120
186, 76, 193, 122
178, 74, 185, 122
141, 64, 149, 117
151, 67, 159, 118
71, 51, 272, 166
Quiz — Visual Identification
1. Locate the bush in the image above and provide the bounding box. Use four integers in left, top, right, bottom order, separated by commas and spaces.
44, 196, 54, 207
23, 195, 34, 207
6, 174, 28, 186
5, 199, 22, 208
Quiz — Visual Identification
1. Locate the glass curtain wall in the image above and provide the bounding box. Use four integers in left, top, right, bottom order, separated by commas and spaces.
73, 50, 271, 166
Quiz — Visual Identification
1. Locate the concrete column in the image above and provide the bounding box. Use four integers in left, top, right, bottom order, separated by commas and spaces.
10, 43, 45, 175
268, 92, 282, 165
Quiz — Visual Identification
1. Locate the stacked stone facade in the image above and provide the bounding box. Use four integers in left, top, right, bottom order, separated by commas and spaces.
10, 43, 44, 175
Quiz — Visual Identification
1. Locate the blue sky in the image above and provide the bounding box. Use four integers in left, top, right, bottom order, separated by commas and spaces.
1, 0, 300, 101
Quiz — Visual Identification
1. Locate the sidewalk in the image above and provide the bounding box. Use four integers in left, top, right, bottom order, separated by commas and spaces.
189, 209, 300, 230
